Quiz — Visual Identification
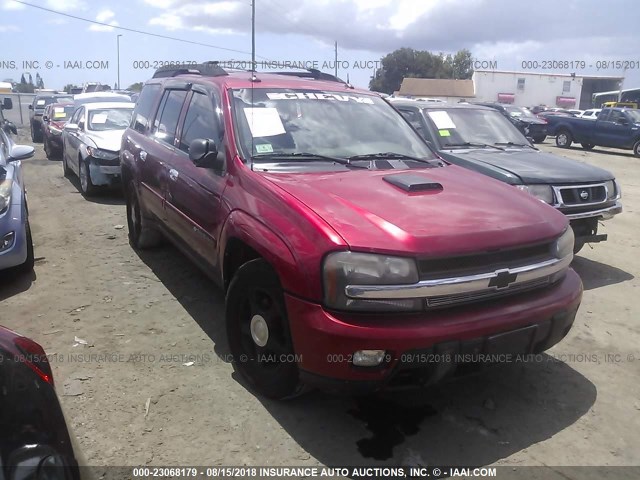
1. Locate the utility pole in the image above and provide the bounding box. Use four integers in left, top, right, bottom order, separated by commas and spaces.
334, 41, 338, 77
117, 34, 122, 89
251, 0, 256, 71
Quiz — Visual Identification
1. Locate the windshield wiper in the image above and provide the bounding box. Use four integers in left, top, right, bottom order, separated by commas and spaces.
494, 142, 536, 149
347, 152, 441, 166
251, 152, 368, 168
442, 142, 505, 151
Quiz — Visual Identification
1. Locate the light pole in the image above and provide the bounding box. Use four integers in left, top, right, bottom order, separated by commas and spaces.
117, 34, 122, 89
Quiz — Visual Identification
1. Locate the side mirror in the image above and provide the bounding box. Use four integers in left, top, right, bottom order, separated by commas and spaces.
28, 104, 33, 110
8, 144, 35, 162
189, 138, 223, 169
2, 98, 12, 110
78, 121, 85, 130
64, 123, 79, 132
2, 121, 17, 135
42, 115, 49, 122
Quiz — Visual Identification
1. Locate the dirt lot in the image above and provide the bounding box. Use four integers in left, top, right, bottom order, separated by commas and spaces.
1, 130, 639, 474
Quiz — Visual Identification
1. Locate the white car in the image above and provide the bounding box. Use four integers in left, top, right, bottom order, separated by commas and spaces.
61, 102, 135, 196
579, 108, 602, 120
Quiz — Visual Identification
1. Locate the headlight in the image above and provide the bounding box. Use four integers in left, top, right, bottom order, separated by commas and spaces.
552, 228, 574, 259
516, 184, 554, 204
87, 146, 118, 160
323, 251, 421, 312
0, 178, 12, 212
604, 180, 620, 200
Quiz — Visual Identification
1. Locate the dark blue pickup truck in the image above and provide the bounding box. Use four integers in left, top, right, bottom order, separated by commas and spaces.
546, 107, 640, 156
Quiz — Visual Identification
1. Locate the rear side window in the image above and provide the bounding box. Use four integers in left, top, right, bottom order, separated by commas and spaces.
179, 92, 220, 153
153, 89, 188, 145
131, 84, 161, 133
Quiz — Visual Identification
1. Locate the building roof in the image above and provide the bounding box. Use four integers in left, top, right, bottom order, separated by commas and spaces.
398, 78, 475, 98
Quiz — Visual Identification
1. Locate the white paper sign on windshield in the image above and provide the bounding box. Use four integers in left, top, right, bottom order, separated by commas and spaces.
427, 111, 457, 129
91, 113, 108, 124
243, 108, 286, 137
36, 100, 46, 106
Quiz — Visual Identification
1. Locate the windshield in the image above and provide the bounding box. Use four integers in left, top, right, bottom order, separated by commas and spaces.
87, 108, 133, 131
426, 108, 528, 147
505, 106, 536, 119
231, 88, 435, 161
50, 105, 75, 121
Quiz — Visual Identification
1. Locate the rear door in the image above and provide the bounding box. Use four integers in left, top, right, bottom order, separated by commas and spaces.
165, 86, 227, 272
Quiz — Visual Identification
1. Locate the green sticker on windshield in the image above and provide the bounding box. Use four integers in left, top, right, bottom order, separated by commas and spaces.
255, 143, 273, 153
439, 129, 451, 137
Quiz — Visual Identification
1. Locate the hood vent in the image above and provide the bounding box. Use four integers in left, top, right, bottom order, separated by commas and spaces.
383, 173, 443, 193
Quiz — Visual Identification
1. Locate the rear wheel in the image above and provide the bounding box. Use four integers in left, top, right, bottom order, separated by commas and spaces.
62, 147, 71, 176
633, 140, 640, 158
532, 135, 546, 143
125, 181, 162, 249
555, 130, 572, 148
573, 240, 585, 254
44, 138, 57, 160
581, 143, 595, 151
226, 259, 302, 399
31, 123, 42, 143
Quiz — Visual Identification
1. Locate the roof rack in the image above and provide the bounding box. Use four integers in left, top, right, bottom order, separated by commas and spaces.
152, 61, 229, 79
270, 68, 346, 84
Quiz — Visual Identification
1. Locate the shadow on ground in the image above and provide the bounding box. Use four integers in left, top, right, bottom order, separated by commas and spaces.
134, 241, 597, 470
571, 256, 634, 290
64, 174, 126, 206
0, 268, 36, 301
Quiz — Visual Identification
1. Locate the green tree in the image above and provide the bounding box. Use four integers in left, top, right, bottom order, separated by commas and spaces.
127, 82, 144, 92
369, 47, 474, 94
16, 73, 34, 93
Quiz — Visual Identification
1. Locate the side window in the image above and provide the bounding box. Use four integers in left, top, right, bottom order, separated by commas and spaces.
607, 110, 623, 123
70, 107, 82, 125
399, 109, 426, 135
179, 91, 220, 153
131, 84, 161, 133
152, 89, 188, 145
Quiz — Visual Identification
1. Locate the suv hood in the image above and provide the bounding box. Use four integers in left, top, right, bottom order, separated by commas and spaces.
439, 148, 614, 184
84, 129, 125, 151
262, 166, 567, 256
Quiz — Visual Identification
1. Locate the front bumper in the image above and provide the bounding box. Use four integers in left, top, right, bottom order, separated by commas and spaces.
88, 156, 121, 186
0, 202, 28, 271
287, 269, 582, 393
564, 201, 622, 221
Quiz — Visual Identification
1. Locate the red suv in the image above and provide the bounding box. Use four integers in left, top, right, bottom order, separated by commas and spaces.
121, 63, 582, 398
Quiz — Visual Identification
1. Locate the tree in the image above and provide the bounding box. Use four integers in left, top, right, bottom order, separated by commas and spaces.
369, 47, 474, 94
16, 73, 34, 93
127, 82, 144, 92
35, 73, 45, 89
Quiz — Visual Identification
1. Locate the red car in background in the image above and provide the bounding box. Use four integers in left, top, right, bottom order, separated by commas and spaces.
42, 102, 75, 160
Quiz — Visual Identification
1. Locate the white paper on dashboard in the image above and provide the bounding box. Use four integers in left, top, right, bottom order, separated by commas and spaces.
427, 111, 457, 129
243, 108, 286, 137
91, 113, 108, 124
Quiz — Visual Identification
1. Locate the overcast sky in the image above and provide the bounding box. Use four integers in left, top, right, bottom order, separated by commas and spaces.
1, 0, 639, 91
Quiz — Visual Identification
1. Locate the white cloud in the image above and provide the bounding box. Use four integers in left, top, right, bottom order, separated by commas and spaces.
88, 8, 119, 31
1, 0, 24, 10
0, 24, 20, 31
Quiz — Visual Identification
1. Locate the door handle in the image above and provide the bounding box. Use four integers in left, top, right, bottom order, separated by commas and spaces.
169, 168, 179, 181
139, 150, 147, 161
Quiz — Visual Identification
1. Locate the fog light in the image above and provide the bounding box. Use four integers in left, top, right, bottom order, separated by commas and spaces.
1, 232, 15, 252
353, 350, 386, 367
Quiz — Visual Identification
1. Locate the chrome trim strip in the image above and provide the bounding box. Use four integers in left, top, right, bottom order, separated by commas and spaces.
345, 255, 572, 300
565, 201, 622, 220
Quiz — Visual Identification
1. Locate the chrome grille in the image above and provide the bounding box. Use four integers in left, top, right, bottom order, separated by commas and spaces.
425, 276, 552, 308
558, 185, 606, 205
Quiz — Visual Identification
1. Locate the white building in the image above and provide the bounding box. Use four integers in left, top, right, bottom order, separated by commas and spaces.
472, 70, 623, 109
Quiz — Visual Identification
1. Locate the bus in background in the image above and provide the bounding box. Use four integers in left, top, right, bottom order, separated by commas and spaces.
593, 88, 640, 108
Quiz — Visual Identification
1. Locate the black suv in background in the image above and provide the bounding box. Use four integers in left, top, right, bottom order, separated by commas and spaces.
391, 99, 622, 253
1, 97, 17, 136
29, 94, 72, 142
473, 102, 548, 143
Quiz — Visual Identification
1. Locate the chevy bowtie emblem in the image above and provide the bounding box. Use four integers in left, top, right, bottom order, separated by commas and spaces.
580, 190, 589, 200
489, 269, 518, 290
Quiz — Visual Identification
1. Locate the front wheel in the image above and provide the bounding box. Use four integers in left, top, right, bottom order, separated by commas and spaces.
16, 222, 35, 274
633, 140, 640, 158
31, 124, 42, 143
573, 240, 585, 254
78, 158, 97, 196
532, 135, 546, 143
581, 143, 595, 151
62, 148, 71, 177
555, 130, 573, 148
226, 259, 302, 399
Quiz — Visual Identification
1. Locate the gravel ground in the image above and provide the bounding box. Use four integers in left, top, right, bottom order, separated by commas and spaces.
1, 130, 639, 476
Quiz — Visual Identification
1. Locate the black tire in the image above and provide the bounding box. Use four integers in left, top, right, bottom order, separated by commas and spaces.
555, 130, 572, 148
581, 143, 595, 151
532, 135, 546, 143
78, 157, 97, 197
573, 240, 585, 254
44, 138, 55, 160
62, 147, 71, 176
633, 140, 640, 158
16, 222, 35, 274
226, 259, 302, 399
125, 181, 162, 249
